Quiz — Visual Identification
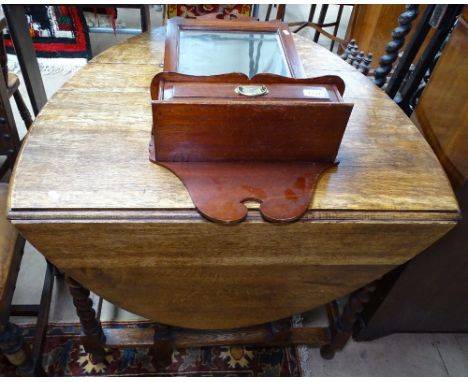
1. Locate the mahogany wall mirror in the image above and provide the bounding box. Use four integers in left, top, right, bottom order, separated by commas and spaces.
164, 17, 305, 78
155, 17, 352, 225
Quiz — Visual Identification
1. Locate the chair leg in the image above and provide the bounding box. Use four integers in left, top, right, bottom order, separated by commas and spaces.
265, 4, 272, 21
0, 322, 35, 376
30, 261, 54, 376
153, 323, 173, 368
0, 234, 52, 375
0, 235, 36, 375
13, 89, 33, 129
66, 277, 107, 364
313, 4, 329, 42
140, 5, 151, 32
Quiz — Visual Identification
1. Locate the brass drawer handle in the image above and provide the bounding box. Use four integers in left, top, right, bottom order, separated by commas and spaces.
235, 84, 269, 97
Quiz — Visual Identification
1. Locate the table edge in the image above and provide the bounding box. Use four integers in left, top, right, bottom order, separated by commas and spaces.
8, 208, 461, 224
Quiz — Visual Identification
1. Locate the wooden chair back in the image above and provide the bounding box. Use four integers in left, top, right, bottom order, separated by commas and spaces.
0, 48, 21, 179
372, 5, 463, 115
267, 5, 352, 52
0, 18, 9, 82
0, 12, 54, 377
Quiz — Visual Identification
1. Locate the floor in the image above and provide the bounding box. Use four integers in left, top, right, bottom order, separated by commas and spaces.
297, 309, 468, 377
5, 5, 468, 377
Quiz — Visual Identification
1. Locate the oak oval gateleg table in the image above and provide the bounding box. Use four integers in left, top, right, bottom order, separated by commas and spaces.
7, 28, 460, 359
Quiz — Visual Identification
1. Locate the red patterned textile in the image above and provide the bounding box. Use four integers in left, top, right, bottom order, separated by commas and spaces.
167, 4, 252, 19
0, 321, 301, 376
5, 5, 91, 59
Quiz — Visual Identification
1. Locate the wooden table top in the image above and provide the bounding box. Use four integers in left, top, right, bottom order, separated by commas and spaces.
8, 29, 459, 222
6, 27, 461, 329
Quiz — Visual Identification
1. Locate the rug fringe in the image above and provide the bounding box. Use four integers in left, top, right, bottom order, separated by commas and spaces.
7, 54, 87, 77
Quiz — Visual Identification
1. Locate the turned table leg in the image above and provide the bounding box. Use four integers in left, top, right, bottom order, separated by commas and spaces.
320, 283, 376, 359
0, 322, 36, 376
66, 277, 106, 363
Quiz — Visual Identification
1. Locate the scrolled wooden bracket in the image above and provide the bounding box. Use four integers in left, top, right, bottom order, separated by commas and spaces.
158, 161, 336, 224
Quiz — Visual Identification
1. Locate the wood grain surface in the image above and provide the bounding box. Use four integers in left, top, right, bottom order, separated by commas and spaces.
412, 7, 468, 187
150, 72, 351, 162
6, 28, 460, 329
15, 219, 453, 329
8, 31, 458, 216
0, 183, 19, 307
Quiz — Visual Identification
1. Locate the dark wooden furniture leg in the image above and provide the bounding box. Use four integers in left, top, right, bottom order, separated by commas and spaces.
0, 322, 34, 375
153, 323, 173, 368
5, 259, 55, 376
12, 89, 33, 129
265, 5, 273, 21
313, 5, 329, 42
29, 261, 54, 376
0, 17, 33, 130
320, 283, 376, 359
2, 5, 47, 115
66, 277, 106, 364
0, 234, 47, 376
329, 5, 344, 51
140, 5, 151, 33
0, 238, 55, 377
293, 5, 317, 33
276, 5, 286, 21
373, 5, 419, 89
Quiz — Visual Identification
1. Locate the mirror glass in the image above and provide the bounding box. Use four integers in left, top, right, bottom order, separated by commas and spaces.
178, 30, 290, 77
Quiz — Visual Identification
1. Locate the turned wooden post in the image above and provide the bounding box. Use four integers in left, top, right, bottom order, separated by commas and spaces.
320, 283, 376, 359
374, 5, 419, 88
0, 322, 36, 376
66, 277, 106, 364
359, 53, 373, 75
341, 39, 356, 60
346, 44, 359, 65
352, 51, 365, 69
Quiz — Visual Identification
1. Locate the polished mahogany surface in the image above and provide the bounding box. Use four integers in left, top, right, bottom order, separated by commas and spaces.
158, 162, 335, 224
149, 72, 353, 224
150, 72, 351, 163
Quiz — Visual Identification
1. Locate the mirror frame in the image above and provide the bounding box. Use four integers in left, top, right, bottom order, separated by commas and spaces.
164, 17, 305, 78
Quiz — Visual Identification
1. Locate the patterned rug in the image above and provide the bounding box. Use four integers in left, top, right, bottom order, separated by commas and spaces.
0, 321, 301, 376
167, 4, 252, 19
